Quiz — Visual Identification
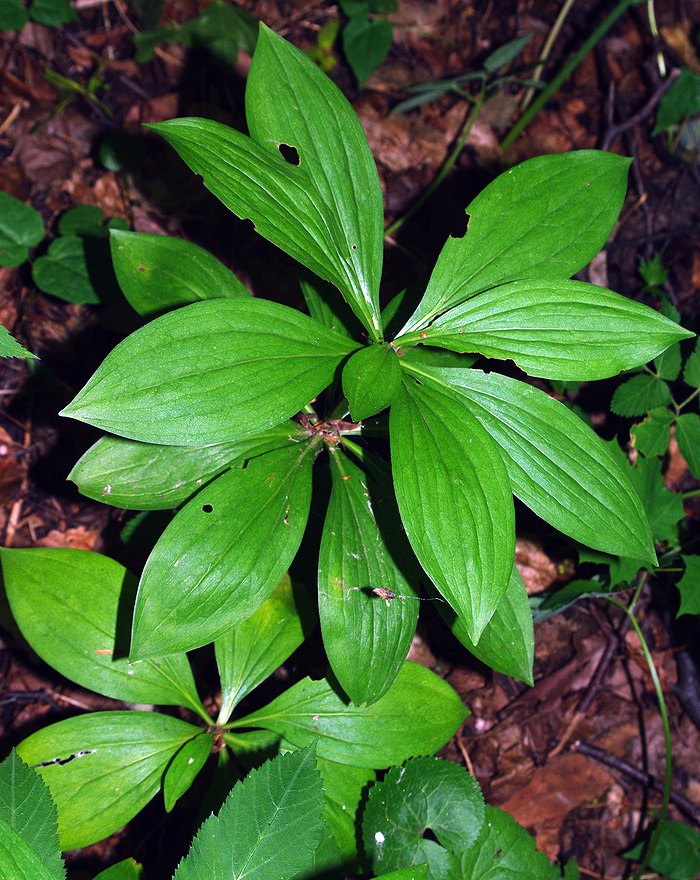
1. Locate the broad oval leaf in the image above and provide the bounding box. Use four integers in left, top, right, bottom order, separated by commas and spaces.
390, 379, 515, 643
317, 758, 376, 866
1, 548, 205, 714
232, 661, 467, 767
60, 298, 355, 446
400, 151, 632, 334
69, 422, 305, 510
405, 279, 692, 380
318, 448, 419, 704
247, 25, 384, 338
0, 750, 64, 880
17, 712, 199, 849
405, 364, 655, 563
131, 442, 317, 659
442, 564, 534, 685
163, 733, 213, 812
0, 192, 44, 267
215, 574, 306, 723
32, 236, 102, 305
174, 746, 324, 880
110, 229, 249, 318
363, 757, 484, 879
342, 344, 402, 421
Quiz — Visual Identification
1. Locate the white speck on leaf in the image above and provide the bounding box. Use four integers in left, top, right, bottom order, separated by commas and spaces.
102, 485, 112, 495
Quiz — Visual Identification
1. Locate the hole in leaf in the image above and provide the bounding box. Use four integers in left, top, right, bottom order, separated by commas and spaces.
137, 265, 146, 273
278, 143, 300, 165
422, 827, 438, 843
202, 503, 214, 513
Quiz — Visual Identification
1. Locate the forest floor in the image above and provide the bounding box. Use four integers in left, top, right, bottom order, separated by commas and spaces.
1, 1, 700, 878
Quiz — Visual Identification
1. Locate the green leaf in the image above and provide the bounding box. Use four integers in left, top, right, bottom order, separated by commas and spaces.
0, 324, 37, 359
611, 374, 672, 417
683, 340, 700, 387
173, 746, 324, 880
630, 407, 673, 458
0, 750, 64, 880
1, 548, 205, 714
0, 192, 44, 266
532, 579, 612, 623
92, 859, 144, 880
624, 819, 700, 880
402, 280, 692, 381
363, 756, 484, 880
61, 298, 355, 446
343, 15, 392, 85
445, 564, 534, 685
57, 204, 105, 237
131, 442, 316, 658
0, 0, 29, 29
390, 379, 515, 643
654, 341, 682, 380
215, 574, 306, 723
675, 412, 700, 478
233, 661, 467, 767
317, 758, 375, 865
246, 25, 384, 338
69, 423, 305, 510
318, 448, 419, 704
17, 711, 199, 849
299, 270, 365, 340
404, 365, 655, 562
677, 556, 700, 619
163, 733, 213, 812
459, 804, 562, 879
483, 33, 533, 72
654, 68, 700, 134
374, 868, 429, 880
32, 236, 106, 305
343, 344, 402, 421
400, 151, 632, 333
110, 230, 249, 318
29, 0, 77, 26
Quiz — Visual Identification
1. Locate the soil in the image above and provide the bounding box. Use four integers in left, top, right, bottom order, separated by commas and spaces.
1, 1, 700, 878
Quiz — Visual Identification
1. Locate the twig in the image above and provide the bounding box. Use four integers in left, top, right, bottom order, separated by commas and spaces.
600, 68, 680, 151
573, 740, 700, 826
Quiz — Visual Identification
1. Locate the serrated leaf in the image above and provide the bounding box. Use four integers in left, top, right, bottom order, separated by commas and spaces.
343, 15, 392, 85
0, 750, 64, 880
444, 564, 534, 685
0, 822, 59, 880
110, 230, 249, 318
654, 341, 682, 380
677, 556, 700, 619
17, 712, 199, 849
403, 364, 655, 562
233, 661, 467, 767
675, 412, 700, 478
69, 422, 305, 510
317, 758, 375, 865
173, 746, 324, 880
390, 378, 515, 642
630, 407, 673, 458
624, 819, 700, 880
131, 442, 316, 658
1, 548, 205, 714
343, 344, 402, 421
163, 733, 213, 812
0, 192, 44, 266
683, 340, 700, 387
400, 151, 632, 334
459, 804, 562, 879
0, 324, 37, 359
363, 757, 484, 880
215, 574, 306, 723
61, 298, 355, 446
611, 373, 672, 417
318, 448, 419, 704
92, 859, 144, 880
32, 236, 104, 305
403, 280, 692, 381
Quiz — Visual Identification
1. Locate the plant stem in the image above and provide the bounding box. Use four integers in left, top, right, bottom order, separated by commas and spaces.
385, 89, 485, 238
674, 385, 700, 413
603, 593, 673, 879
682, 488, 700, 499
501, 0, 638, 153
520, 0, 577, 113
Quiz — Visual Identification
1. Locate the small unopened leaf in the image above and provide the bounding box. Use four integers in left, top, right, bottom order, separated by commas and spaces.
1, 548, 205, 714
233, 661, 467, 767
110, 230, 249, 318
390, 379, 515, 642
675, 412, 700, 478
163, 733, 213, 812
131, 442, 316, 658
677, 556, 700, 619
61, 298, 355, 446
173, 746, 324, 880
17, 712, 199, 849
363, 757, 484, 879
611, 374, 672, 417
343, 344, 402, 421
0, 192, 44, 266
